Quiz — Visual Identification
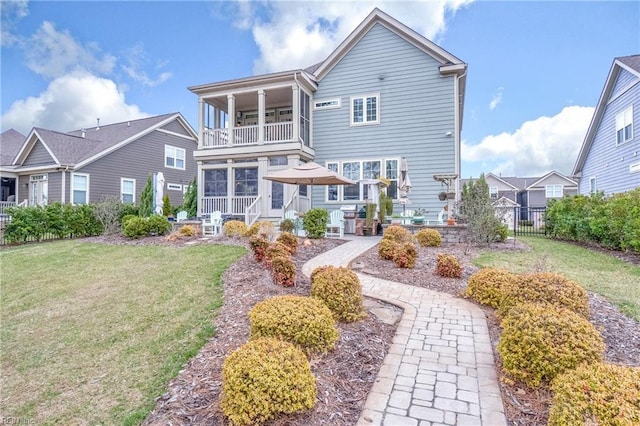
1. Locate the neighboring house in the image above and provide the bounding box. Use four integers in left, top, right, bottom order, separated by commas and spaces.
0, 113, 197, 209
573, 54, 640, 195
188, 8, 467, 225
0, 129, 25, 211
462, 171, 578, 223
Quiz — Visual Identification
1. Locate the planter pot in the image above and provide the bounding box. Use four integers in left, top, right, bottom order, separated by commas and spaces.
447, 218, 455, 225
438, 192, 447, 201
412, 217, 424, 225
446, 192, 456, 200
362, 227, 373, 236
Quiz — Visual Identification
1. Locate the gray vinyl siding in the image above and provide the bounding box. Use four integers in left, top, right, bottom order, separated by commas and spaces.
23, 141, 56, 166
74, 127, 197, 206
612, 68, 635, 97
311, 22, 457, 215
15, 172, 61, 204
161, 120, 192, 137
579, 75, 640, 195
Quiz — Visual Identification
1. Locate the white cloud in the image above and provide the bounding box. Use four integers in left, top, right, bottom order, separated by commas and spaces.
462, 105, 595, 176
489, 87, 503, 111
1, 71, 149, 134
230, 1, 473, 74
24, 21, 116, 79
1, 0, 29, 47
121, 42, 173, 87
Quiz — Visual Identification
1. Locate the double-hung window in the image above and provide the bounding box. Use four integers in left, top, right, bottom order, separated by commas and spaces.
165, 145, 185, 169
121, 178, 135, 203
616, 106, 633, 145
72, 173, 89, 205
351, 94, 379, 125
545, 184, 563, 198
489, 186, 499, 199
589, 177, 597, 194
325, 158, 399, 202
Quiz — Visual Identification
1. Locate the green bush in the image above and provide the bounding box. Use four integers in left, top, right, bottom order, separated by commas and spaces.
548, 362, 640, 425
122, 216, 149, 239
415, 228, 442, 247
498, 272, 589, 319
393, 241, 418, 269
302, 208, 329, 239
279, 218, 295, 233
220, 337, 316, 426
311, 265, 366, 322
497, 303, 604, 388
223, 220, 248, 237
435, 253, 462, 278
464, 268, 518, 308
178, 224, 196, 237
147, 214, 172, 235
249, 295, 339, 354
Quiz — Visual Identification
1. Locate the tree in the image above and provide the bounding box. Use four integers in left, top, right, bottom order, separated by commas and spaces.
182, 178, 198, 218
139, 175, 153, 217
460, 174, 504, 245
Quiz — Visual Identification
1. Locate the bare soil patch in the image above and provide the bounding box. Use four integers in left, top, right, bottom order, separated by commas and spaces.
82, 234, 640, 425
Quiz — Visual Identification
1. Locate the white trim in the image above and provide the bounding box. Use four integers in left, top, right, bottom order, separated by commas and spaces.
165, 144, 186, 170
350, 93, 380, 126
167, 183, 183, 191
71, 172, 89, 205
589, 176, 597, 194
314, 98, 342, 110
156, 128, 197, 140
630, 161, 640, 174
121, 177, 136, 203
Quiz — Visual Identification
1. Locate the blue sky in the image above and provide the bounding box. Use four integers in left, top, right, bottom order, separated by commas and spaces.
1, 0, 638, 178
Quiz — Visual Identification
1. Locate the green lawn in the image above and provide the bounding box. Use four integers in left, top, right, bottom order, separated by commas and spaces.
474, 236, 640, 321
0, 240, 246, 425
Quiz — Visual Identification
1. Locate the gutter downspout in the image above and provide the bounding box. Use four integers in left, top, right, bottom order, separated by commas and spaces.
454, 69, 467, 199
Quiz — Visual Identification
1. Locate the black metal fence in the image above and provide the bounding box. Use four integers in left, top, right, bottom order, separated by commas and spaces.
512, 207, 547, 237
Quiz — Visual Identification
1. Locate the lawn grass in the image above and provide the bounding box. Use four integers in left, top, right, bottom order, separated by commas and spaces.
474, 236, 640, 321
0, 240, 246, 425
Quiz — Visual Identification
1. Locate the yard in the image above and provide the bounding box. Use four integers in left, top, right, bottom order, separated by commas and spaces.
0, 240, 246, 425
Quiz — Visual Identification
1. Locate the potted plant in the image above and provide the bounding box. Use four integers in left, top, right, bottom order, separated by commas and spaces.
363, 202, 377, 235
390, 213, 402, 224
412, 208, 426, 225
438, 191, 447, 201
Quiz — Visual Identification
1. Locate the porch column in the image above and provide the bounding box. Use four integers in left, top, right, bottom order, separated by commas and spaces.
292, 84, 299, 143
197, 162, 203, 216
60, 170, 66, 204
227, 94, 236, 146
258, 89, 265, 144
198, 98, 205, 149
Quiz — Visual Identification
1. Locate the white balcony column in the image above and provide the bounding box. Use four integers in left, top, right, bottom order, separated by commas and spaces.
198, 98, 205, 149
292, 84, 300, 142
258, 89, 266, 144
227, 94, 236, 145
213, 105, 220, 129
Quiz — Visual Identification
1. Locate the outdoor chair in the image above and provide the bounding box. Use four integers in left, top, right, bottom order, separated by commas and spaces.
281, 210, 300, 233
202, 211, 222, 236
401, 209, 414, 225
176, 211, 188, 222
326, 210, 345, 238
426, 209, 446, 225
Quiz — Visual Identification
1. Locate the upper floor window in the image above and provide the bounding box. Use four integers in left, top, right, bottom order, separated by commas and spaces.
489, 186, 499, 199
72, 173, 89, 205
121, 178, 135, 203
165, 145, 185, 170
616, 106, 633, 145
314, 98, 341, 110
351, 94, 379, 126
589, 177, 597, 194
545, 184, 563, 198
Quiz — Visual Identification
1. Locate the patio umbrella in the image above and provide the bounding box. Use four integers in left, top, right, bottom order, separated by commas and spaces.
153, 172, 165, 215
399, 157, 412, 214
263, 162, 356, 185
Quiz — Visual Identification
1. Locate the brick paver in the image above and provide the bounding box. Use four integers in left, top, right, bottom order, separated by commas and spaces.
303, 236, 507, 426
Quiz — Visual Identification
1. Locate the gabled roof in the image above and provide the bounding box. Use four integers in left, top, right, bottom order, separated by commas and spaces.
13, 113, 195, 169
0, 129, 26, 166
572, 54, 640, 176
525, 170, 578, 190
484, 173, 519, 190
312, 8, 466, 80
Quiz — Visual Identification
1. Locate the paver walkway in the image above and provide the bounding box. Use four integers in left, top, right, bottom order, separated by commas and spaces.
302, 236, 507, 426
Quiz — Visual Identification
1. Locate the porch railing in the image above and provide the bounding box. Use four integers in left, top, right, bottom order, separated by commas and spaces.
0, 201, 16, 215
245, 195, 262, 226
202, 122, 293, 148
201, 196, 259, 217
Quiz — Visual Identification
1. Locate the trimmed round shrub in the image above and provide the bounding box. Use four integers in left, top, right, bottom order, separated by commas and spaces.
302, 208, 329, 239
249, 295, 339, 354
246, 220, 275, 237
311, 265, 366, 322
220, 337, 317, 425
223, 220, 248, 237
249, 235, 270, 262
147, 214, 172, 235
264, 242, 292, 264
122, 216, 148, 239
276, 231, 299, 255
497, 303, 605, 388
178, 224, 196, 236
378, 238, 400, 260
393, 241, 418, 269
464, 268, 518, 308
498, 272, 589, 319
270, 255, 296, 287
279, 218, 295, 233
549, 362, 640, 425
415, 228, 442, 247
435, 253, 462, 278
382, 224, 412, 243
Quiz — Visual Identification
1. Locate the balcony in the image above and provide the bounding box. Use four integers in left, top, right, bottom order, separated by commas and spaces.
202, 122, 293, 149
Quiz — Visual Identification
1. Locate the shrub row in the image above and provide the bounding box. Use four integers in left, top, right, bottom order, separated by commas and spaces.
545, 188, 640, 252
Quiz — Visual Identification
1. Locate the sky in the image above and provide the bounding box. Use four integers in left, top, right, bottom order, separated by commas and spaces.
1, 0, 638, 179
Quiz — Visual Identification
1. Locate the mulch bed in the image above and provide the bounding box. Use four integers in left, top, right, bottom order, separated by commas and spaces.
81, 234, 640, 425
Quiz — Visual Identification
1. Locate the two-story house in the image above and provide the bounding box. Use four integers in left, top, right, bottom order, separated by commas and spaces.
573, 54, 640, 195
0, 113, 197, 209
188, 8, 467, 226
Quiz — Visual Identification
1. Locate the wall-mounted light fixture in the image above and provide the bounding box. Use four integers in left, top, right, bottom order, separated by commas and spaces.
445, 131, 453, 137
378, 74, 386, 80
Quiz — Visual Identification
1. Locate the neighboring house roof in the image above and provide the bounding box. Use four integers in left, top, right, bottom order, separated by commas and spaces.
525, 170, 578, 190
0, 129, 26, 166
484, 173, 519, 190
462, 171, 576, 191
572, 54, 640, 176
13, 113, 195, 169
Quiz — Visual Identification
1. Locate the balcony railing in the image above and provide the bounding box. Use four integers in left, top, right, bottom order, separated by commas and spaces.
202, 122, 293, 148
201, 196, 259, 216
